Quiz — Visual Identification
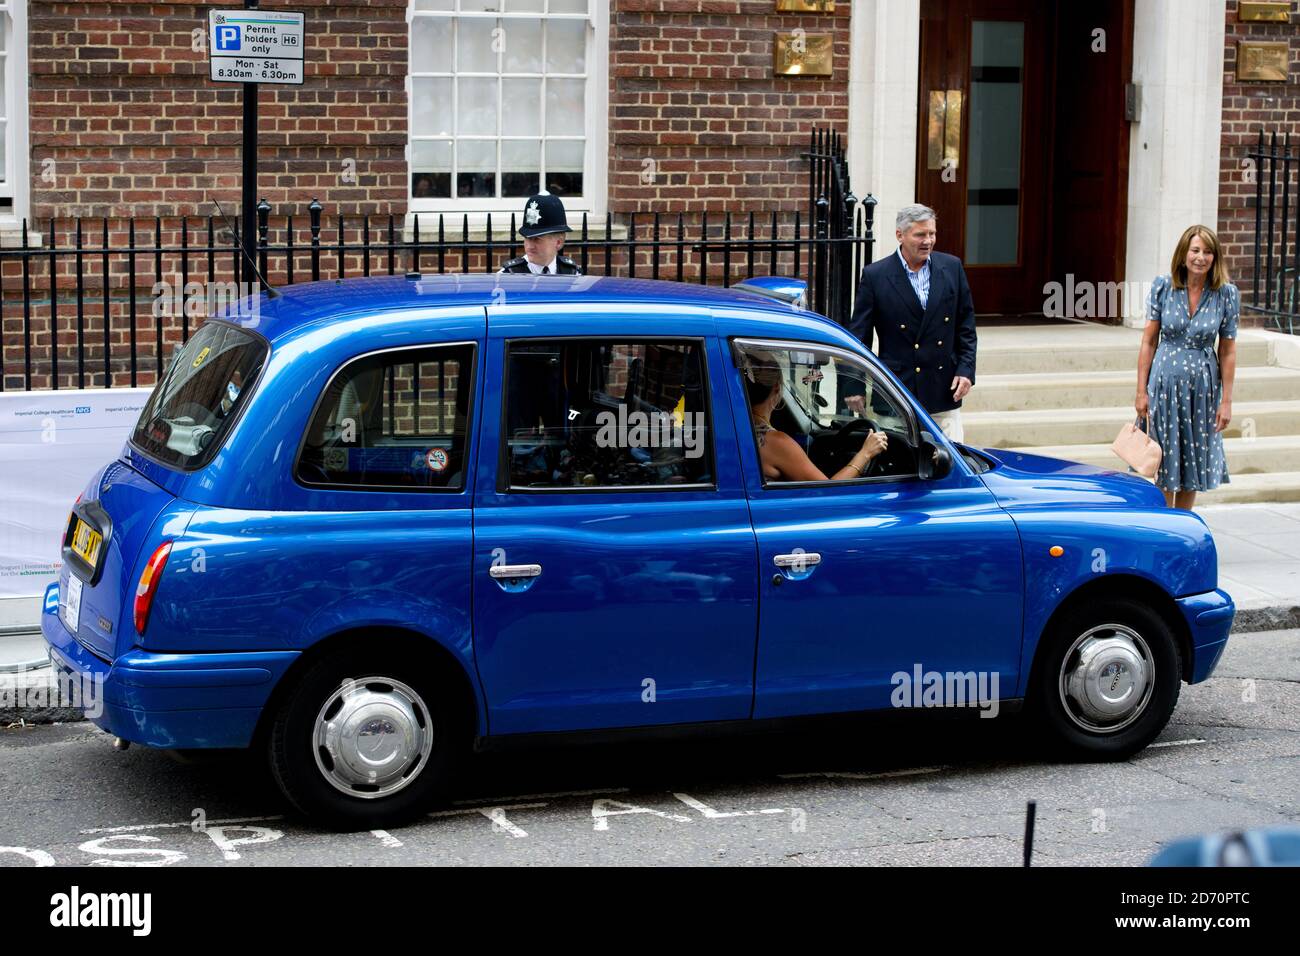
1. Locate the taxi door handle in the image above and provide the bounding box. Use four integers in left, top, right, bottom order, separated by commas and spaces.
489, 564, 542, 580
773, 552, 821, 569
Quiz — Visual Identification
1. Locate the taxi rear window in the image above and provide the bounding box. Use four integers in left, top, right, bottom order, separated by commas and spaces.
131, 322, 267, 470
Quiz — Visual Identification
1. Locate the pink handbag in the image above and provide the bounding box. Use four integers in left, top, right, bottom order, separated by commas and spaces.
1111, 417, 1162, 479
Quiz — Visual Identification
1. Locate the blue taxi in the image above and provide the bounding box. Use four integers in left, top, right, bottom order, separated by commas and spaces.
43, 273, 1235, 828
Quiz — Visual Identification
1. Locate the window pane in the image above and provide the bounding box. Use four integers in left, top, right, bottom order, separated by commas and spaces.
506, 341, 712, 489
457, 139, 497, 197
457, 16, 498, 73
502, 18, 543, 73
548, 0, 589, 13
501, 139, 540, 197
502, 78, 541, 136
411, 140, 452, 198
458, 76, 499, 135
965, 20, 1023, 266
733, 341, 916, 484
298, 344, 475, 491
545, 79, 584, 135
410, 16, 452, 72
544, 139, 583, 196
413, 0, 453, 9
505, 0, 545, 11
545, 19, 586, 74
412, 77, 453, 137
458, 0, 497, 12
132, 323, 267, 470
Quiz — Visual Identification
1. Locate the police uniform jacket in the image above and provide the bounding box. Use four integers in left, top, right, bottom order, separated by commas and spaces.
844, 250, 977, 415
498, 255, 582, 275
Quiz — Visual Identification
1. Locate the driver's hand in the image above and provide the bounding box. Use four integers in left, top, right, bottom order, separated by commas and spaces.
844, 395, 865, 415
862, 429, 888, 459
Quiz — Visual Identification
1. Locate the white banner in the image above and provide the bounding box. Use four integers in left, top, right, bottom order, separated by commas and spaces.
0, 389, 151, 602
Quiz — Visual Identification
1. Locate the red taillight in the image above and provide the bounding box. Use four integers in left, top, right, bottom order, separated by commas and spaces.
63, 493, 83, 549
134, 541, 173, 635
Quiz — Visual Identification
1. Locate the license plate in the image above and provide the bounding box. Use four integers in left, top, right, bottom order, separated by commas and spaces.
70, 518, 102, 567
63, 574, 83, 633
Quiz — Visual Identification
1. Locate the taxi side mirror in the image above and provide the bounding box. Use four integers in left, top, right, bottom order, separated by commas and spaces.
918, 434, 953, 481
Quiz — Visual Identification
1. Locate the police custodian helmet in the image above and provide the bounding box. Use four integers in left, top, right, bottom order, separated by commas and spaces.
518, 192, 570, 237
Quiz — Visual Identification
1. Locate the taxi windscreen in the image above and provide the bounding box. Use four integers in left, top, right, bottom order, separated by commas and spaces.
131, 322, 267, 469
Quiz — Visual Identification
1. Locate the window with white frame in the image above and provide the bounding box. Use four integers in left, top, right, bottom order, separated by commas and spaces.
408, 0, 604, 214
0, 0, 29, 223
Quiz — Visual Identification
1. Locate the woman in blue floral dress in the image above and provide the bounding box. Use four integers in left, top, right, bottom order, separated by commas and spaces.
1135, 225, 1239, 510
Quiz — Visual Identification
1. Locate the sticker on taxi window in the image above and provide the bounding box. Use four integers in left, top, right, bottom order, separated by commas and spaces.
192, 346, 211, 368
425, 448, 449, 473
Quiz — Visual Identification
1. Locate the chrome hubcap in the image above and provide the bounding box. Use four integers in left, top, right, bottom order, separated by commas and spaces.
1058, 624, 1153, 734
313, 677, 433, 799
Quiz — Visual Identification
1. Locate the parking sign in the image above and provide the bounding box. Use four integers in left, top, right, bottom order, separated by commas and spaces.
208, 9, 305, 85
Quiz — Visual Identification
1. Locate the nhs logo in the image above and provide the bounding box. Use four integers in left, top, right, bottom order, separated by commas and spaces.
215, 24, 241, 51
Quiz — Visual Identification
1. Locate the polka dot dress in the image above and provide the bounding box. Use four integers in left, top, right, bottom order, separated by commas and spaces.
1145, 274, 1238, 493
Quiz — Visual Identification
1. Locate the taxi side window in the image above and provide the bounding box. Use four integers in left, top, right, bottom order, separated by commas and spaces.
503, 339, 713, 490
297, 343, 476, 491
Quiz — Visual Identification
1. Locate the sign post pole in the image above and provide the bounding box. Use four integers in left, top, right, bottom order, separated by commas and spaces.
207, 5, 305, 289
241, 0, 259, 287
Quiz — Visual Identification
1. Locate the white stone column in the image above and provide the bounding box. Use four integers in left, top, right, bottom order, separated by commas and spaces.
847, 0, 921, 264
1123, 0, 1227, 326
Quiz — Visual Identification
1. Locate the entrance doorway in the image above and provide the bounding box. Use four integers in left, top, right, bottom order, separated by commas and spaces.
916, 0, 1134, 317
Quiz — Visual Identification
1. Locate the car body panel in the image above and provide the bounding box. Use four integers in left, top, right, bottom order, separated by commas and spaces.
38, 274, 1234, 757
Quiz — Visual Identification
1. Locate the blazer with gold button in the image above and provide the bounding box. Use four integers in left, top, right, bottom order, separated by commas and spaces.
843, 250, 977, 415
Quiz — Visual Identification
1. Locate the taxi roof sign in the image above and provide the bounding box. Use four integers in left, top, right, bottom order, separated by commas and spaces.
208, 9, 305, 85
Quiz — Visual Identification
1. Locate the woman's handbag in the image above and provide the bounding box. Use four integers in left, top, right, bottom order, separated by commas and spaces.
1111, 416, 1162, 479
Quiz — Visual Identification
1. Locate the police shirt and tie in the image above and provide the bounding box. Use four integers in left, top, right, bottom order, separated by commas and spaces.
498, 192, 582, 276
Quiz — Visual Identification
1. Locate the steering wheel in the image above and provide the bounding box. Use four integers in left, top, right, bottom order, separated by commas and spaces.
830, 417, 885, 477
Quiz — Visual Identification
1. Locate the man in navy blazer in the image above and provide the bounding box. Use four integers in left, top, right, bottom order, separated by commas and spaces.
843, 204, 977, 441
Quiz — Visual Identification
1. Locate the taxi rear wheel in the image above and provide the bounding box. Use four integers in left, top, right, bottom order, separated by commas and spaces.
268, 646, 463, 830
1030, 597, 1183, 760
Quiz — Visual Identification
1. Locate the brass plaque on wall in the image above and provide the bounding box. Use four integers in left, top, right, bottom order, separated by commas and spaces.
774, 32, 834, 76
776, 0, 837, 11
1238, 2, 1291, 22
1238, 41, 1291, 81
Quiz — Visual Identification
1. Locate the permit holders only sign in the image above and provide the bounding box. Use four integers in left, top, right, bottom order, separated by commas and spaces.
208, 9, 305, 85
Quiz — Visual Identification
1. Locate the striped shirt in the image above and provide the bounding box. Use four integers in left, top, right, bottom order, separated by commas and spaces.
897, 248, 931, 309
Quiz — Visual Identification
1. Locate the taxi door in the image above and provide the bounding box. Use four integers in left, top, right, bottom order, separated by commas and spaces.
471, 307, 760, 735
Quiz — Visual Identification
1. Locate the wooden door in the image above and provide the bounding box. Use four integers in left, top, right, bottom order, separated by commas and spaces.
917, 0, 1053, 315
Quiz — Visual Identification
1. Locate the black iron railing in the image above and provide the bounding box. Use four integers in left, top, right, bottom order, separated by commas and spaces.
1, 128, 875, 391
1248, 129, 1300, 335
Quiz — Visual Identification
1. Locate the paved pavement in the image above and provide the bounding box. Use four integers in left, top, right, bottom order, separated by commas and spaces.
1, 629, 1296, 866
1200, 503, 1300, 631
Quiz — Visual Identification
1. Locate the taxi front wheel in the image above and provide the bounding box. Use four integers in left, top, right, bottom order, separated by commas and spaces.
1030, 597, 1183, 760
267, 646, 463, 830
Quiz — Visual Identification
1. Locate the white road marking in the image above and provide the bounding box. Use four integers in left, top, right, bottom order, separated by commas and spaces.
370, 829, 403, 848
672, 792, 791, 819
1148, 738, 1209, 748
778, 766, 948, 781
80, 814, 285, 834
592, 798, 692, 832
452, 786, 628, 805
428, 801, 549, 838
0, 846, 56, 866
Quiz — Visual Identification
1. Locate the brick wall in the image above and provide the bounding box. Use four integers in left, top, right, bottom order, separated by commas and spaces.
29, 0, 408, 221
609, 0, 851, 215
3, 0, 409, 391
1217, 0, 1300, 296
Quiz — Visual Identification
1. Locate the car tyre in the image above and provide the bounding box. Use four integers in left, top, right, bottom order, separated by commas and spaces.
1030, 596, 1183, 761
268, 645, 465, 830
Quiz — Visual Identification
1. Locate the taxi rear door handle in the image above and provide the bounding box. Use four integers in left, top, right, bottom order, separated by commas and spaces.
773, 552, 821, 569
489, 564, 542, 579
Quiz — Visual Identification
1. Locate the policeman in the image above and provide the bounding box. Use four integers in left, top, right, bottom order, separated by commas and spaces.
498, 192, 582, 275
